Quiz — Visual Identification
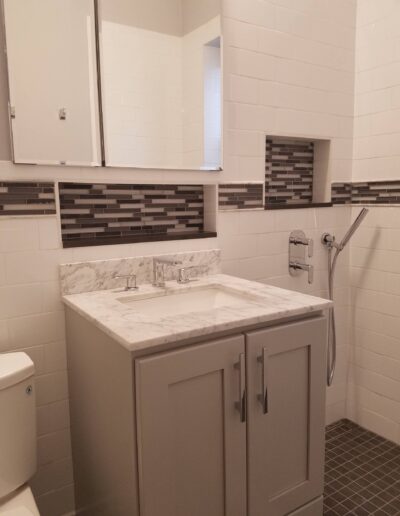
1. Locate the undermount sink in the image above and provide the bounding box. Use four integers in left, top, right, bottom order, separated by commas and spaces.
117, 286, 262, 318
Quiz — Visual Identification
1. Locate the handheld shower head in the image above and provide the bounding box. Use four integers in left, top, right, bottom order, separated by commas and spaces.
323, 206, 368, 386
338, 207, 369, 251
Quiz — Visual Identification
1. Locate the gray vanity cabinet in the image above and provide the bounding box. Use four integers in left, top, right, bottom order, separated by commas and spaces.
66, 306, 327, 516
246, 317, 327, 516
135, 335, 248, 516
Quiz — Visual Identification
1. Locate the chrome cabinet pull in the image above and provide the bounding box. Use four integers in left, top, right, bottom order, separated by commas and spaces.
257, 348, 268, 414
235, 353, 246, 423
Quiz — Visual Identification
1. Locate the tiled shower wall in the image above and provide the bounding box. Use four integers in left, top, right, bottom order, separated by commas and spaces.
219, 206, 352, 426
352, 1, 400, 182
348, 206, 400, 444
346, 0, 400, 444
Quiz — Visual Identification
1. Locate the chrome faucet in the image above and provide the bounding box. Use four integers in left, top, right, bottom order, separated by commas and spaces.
153, 258, 182, 287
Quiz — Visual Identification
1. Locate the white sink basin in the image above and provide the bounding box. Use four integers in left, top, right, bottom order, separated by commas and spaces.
117, 286, 262, 318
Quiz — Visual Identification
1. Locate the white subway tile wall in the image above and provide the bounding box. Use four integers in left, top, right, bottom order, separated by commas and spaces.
2, 0, 387, 515
223, 0, 356, 184
353, 1, 400, 181
101, 23, 184, 168
0, 215, 219, 515
348, 206, 400, 444
219, 206, 352, 427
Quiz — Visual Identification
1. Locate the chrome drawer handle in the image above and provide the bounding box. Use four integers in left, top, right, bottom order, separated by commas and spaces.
235, 353, 246, 423
257, 348, 268, 415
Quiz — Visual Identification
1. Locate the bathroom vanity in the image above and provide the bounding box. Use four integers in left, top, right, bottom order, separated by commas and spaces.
63, 270, 331, 516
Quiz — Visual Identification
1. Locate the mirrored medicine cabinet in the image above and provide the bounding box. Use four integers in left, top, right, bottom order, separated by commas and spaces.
1, 0, 222, 171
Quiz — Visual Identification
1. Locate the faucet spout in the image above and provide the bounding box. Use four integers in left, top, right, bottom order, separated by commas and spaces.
153, 258, 182, 287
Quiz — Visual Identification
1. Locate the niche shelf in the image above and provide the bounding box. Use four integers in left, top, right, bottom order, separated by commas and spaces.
265, 136, 332, 210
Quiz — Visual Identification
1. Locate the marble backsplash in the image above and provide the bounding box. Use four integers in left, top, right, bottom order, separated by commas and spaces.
60, 249, 221, 295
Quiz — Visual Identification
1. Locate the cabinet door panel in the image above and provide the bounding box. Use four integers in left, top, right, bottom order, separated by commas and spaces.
246, 317, 327, 516
136, 335, 247, 516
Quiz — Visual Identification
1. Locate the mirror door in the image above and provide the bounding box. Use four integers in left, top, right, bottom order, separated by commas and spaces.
98, 0, 222, 170
3, 0, 102, 166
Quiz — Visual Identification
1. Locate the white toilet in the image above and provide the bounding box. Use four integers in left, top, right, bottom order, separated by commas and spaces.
0, 353, 40, 515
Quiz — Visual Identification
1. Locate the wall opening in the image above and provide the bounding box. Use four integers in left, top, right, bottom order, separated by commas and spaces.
265, 136, 331, 209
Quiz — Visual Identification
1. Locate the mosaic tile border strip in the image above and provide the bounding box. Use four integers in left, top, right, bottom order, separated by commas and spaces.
218, 183, 264, 210
332, 181, 400, 205
0, 181, 56, 215
59, 183, 214, 248
331, 183, 353, 205
324, 419, 400, 515
265, 138, 314, 207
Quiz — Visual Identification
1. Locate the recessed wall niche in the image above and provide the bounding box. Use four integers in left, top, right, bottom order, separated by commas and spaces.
265, 137, 331, 209
59, 183, 217, 248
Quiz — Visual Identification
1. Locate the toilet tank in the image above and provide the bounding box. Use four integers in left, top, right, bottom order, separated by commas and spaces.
0, 353, 36, 499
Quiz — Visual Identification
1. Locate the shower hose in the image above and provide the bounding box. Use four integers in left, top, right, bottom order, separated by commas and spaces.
327, 245, 340, 387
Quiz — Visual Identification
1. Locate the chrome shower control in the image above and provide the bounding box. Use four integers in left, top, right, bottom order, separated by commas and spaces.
289, 230, 314, 283
289, 261, 314, 284
289, 234, 314, 257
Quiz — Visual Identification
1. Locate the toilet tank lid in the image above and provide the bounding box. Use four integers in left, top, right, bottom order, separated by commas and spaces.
0, 353, 34, 390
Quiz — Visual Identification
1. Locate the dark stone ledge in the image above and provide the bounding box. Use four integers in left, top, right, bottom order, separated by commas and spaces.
62, 231, 217, 248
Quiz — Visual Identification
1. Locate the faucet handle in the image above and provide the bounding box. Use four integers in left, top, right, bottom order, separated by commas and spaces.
177, 266, 198, 284
115, 274, 138, 291
178, 268, 189, 284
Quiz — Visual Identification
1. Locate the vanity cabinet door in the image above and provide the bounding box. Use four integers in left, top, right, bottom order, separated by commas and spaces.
246, 317, 327, 516
135, 335, 247, 516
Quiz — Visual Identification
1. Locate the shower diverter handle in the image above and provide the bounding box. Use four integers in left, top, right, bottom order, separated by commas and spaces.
289, 235, 314, 258
289, 261, 314, 284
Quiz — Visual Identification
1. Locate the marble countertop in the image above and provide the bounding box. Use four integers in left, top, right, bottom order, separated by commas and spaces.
63, 274, 332, 354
